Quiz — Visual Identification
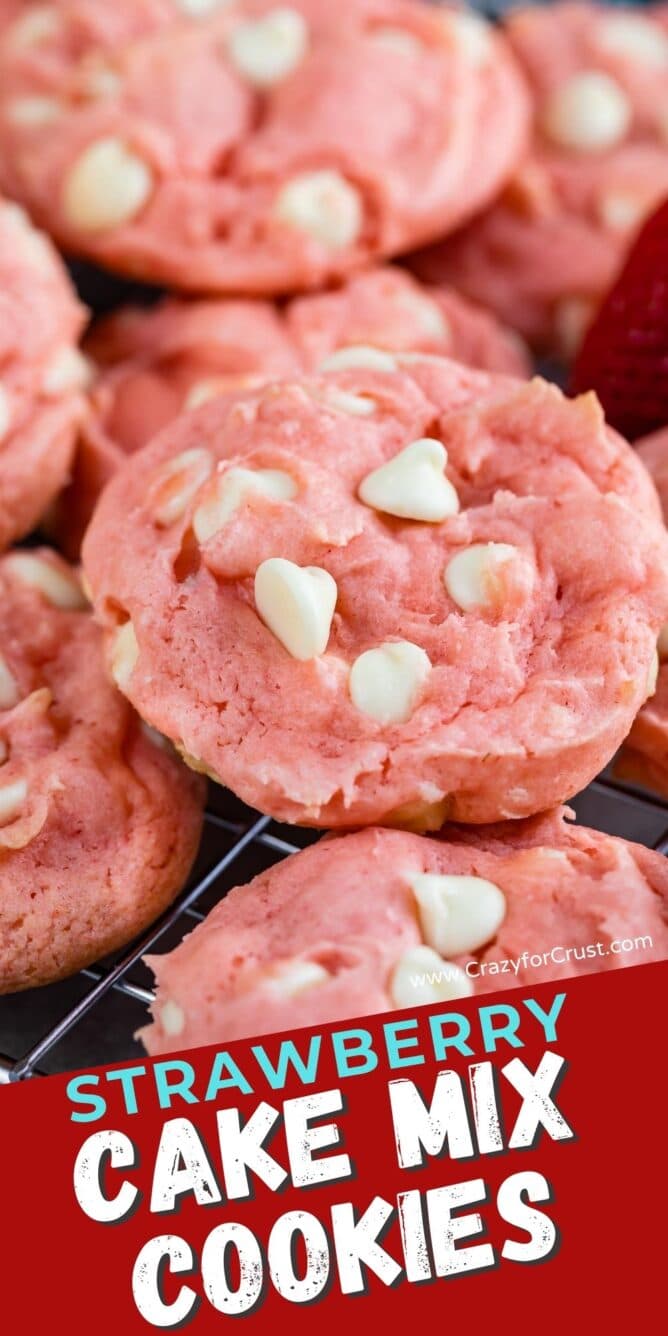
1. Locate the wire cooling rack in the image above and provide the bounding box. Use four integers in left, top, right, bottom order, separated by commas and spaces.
1, 770, 666, 1083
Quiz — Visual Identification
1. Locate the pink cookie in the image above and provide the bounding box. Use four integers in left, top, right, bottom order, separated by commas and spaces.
410, 4, 668, 355
140, 808, 668, 1052
617, 427, 668, 794
0, 196, 88, 551
82, 354, 668, 828
54, 266, 529, 554
0, 547, 205, 993
0, 1, 529, 292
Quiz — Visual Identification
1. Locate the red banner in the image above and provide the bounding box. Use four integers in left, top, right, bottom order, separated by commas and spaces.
1, 963, 663, 1328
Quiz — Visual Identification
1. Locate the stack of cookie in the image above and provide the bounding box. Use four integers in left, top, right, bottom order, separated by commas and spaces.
0, 1, 667, 1050
411, 3, 668, 356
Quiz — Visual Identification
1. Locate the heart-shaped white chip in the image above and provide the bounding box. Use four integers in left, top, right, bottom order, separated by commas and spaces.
444, 542, 520, 612
597, 14, 668, 67
150, 448, 214, 527
260, 959, 330, 997
273, 170, 363, 249
254, 558, 337, 660
110, 621, 139, 690
63, 136, 153, 232
0, 777, 28, 827
541, 72, 631, 152
410, 873, 506, 957
349, 640, 431, 725
4, 554, 87, 610
227, 7, 308, 86
193, 467, 297, 543
390, 945, 473, 1007
358, 438, 459, 522
320, 345, 397, 373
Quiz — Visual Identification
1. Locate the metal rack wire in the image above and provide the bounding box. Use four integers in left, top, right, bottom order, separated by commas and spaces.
1, 770, 666, 1083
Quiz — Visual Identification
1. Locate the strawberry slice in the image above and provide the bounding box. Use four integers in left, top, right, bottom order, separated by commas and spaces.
571, 196, 668, 441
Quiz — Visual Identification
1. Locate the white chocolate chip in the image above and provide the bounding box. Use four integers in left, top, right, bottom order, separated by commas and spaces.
227, 8, 308, 87
175, 0, 233, 12
1, 202, 31, 233
314, 387, 377, 417
6, 96, 61, 126
444, 543, 520, 612
0, 778, 28, 828
320, 345, 396, 373
398, 291, 450, 342
79, 62, 123, 101
261, 959, 330, 996
150, 448, 214, 527
448, 11, 492, 65
0, 656, 20, 710
553, 296, 595, 358
371, 27, 424, 57
410, 872, 506, 956
110, 621, 139, 690
597, 15, 668, 67
187, 373, 264, 408
359, 438, 459, 522
185, 379, 228, 410
193, 467, 297, 543
160, 1000, 186, 1036
390, 945, 473, 1007
541, 72, 631, 152
274, 170, 363, 250
6, 5, 61, 49
647, 648, 659, 698
349, 640, 431, 725
42, 347, 94, 395
0, 386, 11, 442
4, 554, 87, 610
254, 558, 337, 660
63, 137, 153, 232
658, 623, 668, 660
598, 190, 650, 233
2, 205, 54, 270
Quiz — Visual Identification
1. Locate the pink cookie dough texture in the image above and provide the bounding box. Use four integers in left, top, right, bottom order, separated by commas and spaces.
617, 428, 668, 795
55, 266, 529, 554
82, 354, 668, 829
410, 3, 668, 355
0, 547, 205, 993
0, 1, 530, 292
0, 195, 88, 551
140, 808, 668, 1053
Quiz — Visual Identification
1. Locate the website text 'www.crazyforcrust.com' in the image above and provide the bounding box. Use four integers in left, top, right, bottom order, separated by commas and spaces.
408, 936, 656, 988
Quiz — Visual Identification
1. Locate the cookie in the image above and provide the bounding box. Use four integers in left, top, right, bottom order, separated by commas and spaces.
139, 808, 668, 1052
54, 266, 529, 554
410, 4, 668, 355
0, 1, 529, 292
0, 547, 205, 993
617, 427, 668, 794
0, 197, 88, 551
81, 353, 668, 829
